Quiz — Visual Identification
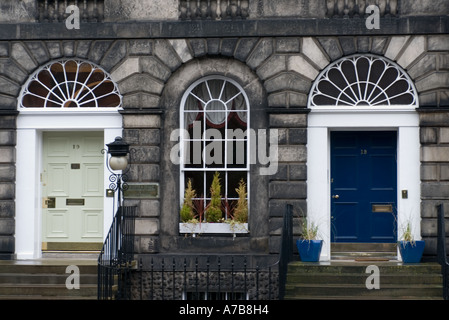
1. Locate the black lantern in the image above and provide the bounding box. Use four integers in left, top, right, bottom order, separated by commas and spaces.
106, 137, 130, 171
104, 137, 131, 208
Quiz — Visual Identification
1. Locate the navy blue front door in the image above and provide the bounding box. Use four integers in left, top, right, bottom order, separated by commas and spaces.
331, 131, 397, 243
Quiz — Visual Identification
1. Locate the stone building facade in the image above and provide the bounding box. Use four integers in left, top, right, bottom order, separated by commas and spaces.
0, 0, 448, 275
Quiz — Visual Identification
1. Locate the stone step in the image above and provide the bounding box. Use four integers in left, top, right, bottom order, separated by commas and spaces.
0, 284, 97, 298
0, 259, 98, 300
284, 262, 444, 300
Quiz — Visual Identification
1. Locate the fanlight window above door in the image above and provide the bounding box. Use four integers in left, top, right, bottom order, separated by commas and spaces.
308, 55, 418, 108
19, 60, 121, 109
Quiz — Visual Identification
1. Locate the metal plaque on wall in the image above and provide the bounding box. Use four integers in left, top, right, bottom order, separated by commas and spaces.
123, 183, 159, 199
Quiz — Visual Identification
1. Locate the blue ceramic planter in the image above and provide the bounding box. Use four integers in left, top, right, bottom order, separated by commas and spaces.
297, 239, 323, 262
399, 240, 425, 263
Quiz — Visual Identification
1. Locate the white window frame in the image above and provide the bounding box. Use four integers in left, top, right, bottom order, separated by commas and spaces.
179, 75, 250, 234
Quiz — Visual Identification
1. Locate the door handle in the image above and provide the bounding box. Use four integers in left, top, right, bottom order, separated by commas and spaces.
332, 194, 340, 199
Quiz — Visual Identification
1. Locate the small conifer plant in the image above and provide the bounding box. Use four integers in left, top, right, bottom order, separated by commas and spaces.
206, 172, 223, 223
180, 179, 196, 222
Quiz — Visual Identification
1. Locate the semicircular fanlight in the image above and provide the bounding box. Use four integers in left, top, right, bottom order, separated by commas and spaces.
19, 60, 122, 109
309, 55, 418, 108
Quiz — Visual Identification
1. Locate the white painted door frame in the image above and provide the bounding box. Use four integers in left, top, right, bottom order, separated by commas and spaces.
307, 108, 421, 261
15, 110, 122, 259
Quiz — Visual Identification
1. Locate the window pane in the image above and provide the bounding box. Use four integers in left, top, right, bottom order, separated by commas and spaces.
227, 171, 247, 199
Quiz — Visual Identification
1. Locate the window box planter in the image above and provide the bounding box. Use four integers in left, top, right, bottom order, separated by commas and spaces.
179, 222, 248, 235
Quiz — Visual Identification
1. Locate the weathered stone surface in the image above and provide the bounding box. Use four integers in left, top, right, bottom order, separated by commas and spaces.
421, 146, 449, 162
139, 57, 171, 82
269, 181, 306, 199
278, 145, 307, 162
0, 147, 14, 163
408, 54, 437, 80
0, 76, 20, 96
401, 0, 449, 16
110, 57, 139, 83
419, 112, 449, 127
104, 0, 178, 21
0, 183, 14, 200
134, 218, 159, 235
129, 40, 153, 56
153, 40, 182, 71
188, 39, 207, 57
46, 41, 62, 59
301, 37, 329, 70
384, 36, 410, 61
0, 235, 14, 253
370, 36, 389, 55
0, 131, 15, 146
264, 72, 311, 93
421, 164, 438, 181
123, 114, 161, 128
269, 114, 307, 128
276, 38, 300, 53
0, 0, 36, 23
168, 39, 193, 63
0, 218, 14, 235
317, 37, 342, 61
140, 200, 160, 217
25, 41, 49, 65
416, 72, 449, 93
0, 201, 14, 218
11, 42, 36, 72
289, 128, 307, 144
119, 73, 164, 95
428, 35, 449, 51
0, 165, 14, 182
256, 55, 286, 80
288, 55, 319, 81
248, 0, 326, 18
397, 36, 426, 69
338, 37, 356, 55
122, 93, 161, 109
100, 40, 127, 72
289, 164, 307, 181
234, 38, 259, 62
420, 127, 437, 144
246, 38, 273, 70
421, 182, 449, 199
440, 128, 449, 143
88, 40, 112, 64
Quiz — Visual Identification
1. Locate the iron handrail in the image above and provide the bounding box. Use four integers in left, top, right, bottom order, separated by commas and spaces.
437, 203, 449, 300
98, 206, 136, 300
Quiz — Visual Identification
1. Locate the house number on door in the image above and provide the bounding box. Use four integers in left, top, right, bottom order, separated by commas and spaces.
361, 149, 368, 155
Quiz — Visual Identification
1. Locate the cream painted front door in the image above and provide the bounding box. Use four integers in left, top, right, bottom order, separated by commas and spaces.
42, 131, 104, 250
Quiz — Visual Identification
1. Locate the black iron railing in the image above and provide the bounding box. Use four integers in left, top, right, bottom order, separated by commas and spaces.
98, 206, 137, 300
437, 203, 449, 300
125, 204, 293, 300
131, 255, 278, 300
